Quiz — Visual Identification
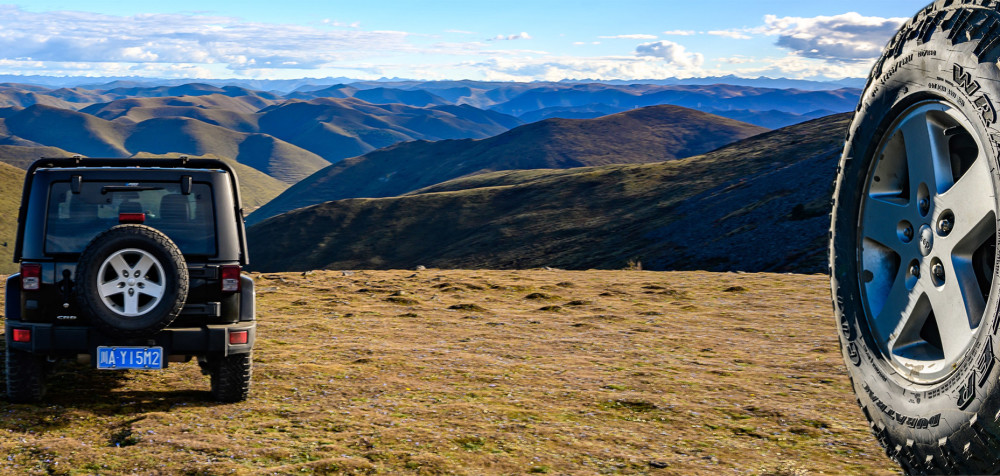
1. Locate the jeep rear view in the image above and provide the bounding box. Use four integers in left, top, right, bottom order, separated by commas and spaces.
5, 157, 256, 403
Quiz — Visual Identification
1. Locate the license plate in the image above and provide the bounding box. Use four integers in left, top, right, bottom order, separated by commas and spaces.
96, 346, 163, 370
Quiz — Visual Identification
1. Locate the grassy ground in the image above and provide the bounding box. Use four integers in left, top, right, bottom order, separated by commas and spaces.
0, 270, 897, 475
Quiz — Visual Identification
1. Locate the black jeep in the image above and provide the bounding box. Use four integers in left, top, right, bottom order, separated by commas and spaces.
4, 157, 256, 402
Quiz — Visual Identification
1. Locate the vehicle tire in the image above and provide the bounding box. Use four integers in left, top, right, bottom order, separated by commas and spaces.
76, 225, 188, 339
208, 353, 252, 402
6, 348, 46, 403
832, 2, 1000, 473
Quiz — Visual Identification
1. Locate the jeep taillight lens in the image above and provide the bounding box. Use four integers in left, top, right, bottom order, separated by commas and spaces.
12, 329, 30, 343
20, 263, 40, 291
229, 330, 248, 345
221, 265, 241, 292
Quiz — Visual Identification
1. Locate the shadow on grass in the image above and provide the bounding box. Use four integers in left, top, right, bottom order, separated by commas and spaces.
0, 339, 226, 435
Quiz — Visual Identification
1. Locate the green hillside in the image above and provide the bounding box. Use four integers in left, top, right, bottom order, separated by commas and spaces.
6, 104, 130, 157
247, 105, 769, 224
0, 144, 77, 169
0, 161, 24, 274
247, 113, 849, 273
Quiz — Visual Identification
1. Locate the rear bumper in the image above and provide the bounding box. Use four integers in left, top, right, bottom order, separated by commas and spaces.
5, 321, 256, 360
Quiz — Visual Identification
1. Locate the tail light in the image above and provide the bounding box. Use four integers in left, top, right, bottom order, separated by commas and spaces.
229, 330, 248, 345
12, 329, 31, 343
221, 265, 241, 292
20, 263, 41, 291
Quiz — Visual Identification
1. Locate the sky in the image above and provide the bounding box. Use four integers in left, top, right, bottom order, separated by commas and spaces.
0, 0, 933, 82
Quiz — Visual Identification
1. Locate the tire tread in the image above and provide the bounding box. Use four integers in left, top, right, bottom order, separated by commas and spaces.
6, 348, 45, 403
209, 353, 251, 403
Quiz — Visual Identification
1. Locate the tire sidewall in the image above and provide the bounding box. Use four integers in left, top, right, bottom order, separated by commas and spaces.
833, 34, 1000, 444
76, 225, 188, 336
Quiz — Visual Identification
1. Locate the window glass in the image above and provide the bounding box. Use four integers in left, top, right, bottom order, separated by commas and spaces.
45, 181, 216, 255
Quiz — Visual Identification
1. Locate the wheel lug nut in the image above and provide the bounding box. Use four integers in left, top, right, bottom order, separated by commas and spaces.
938, 218, 953, 235
919, 198, 930, 215
903, 227, 914, 240
932, 263, 945, 279
910, 264, 920, 278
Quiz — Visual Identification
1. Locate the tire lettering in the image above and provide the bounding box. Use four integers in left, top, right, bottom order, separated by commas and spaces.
880, 53, 913, 84
954, 64, 981, 96
976, 337, 995, 387
847, 342, 862, 366
863, 383, 941, 429
957, 371, 977, 410
952, 64, 997, 125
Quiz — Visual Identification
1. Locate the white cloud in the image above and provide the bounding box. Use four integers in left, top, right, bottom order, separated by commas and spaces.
739, 55, 876, 80
0, 5, 415, 76
321, 19, 361, 28
662, 30, 695, 36
707, 30, 752, 40
468, 56, 707, 82
763, 12, 906, 61
487, 32, 532, 41
634, 41, 704, 69
599, 34, 658, 40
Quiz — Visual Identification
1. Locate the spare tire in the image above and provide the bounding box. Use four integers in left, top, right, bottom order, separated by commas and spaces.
76, 225, 188, 338
832, 1, 1000, 474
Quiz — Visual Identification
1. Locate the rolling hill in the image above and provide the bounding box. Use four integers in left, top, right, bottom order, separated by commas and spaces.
5, 104, 130, 157
0, 105, 330, 183
80, 94, 273, 126
246, 112, 849, 273
0, 161, 24, 274
254, 98, 522, 162
0, 144, 76, 169
246, 105, 768, 225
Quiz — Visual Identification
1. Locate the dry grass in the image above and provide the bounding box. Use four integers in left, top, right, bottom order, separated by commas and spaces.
0, 270, 896, 475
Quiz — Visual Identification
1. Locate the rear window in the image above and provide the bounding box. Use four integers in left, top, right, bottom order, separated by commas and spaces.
45, 181, 216, 255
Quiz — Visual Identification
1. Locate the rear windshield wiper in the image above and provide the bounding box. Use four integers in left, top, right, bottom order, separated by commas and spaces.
100, 185, 163, 194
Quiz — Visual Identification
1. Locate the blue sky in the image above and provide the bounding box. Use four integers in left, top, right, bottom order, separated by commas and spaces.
0, 0, 931, 81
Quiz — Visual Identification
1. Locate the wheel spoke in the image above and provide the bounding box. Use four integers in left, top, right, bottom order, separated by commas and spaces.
900, 111, 953, 194
134, 254, 157, 278
939, 155, 996, 250
108, 255, 131, 277
862, 197, 911, 255
99, 280, 123, 298
927, 260, 980, 361
123, 291, 139, 315
873, 267, 918, 343
139, 281, 163, 298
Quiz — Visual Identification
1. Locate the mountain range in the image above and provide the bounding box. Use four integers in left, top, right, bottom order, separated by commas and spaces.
246, 105, 768, 225
0, 80, 858, 130
0, 78, 857, 275
246, 113, 849, 273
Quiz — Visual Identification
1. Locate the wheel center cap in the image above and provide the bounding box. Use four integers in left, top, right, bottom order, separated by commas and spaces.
919, 224, 934, 256
127, 278, 136, 286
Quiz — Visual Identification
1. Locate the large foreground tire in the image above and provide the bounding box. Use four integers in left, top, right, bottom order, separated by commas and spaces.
832, 2, 1000, 473
76, 225, 188, 338
6, 348, 46, 403
208, 353, 252, 403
